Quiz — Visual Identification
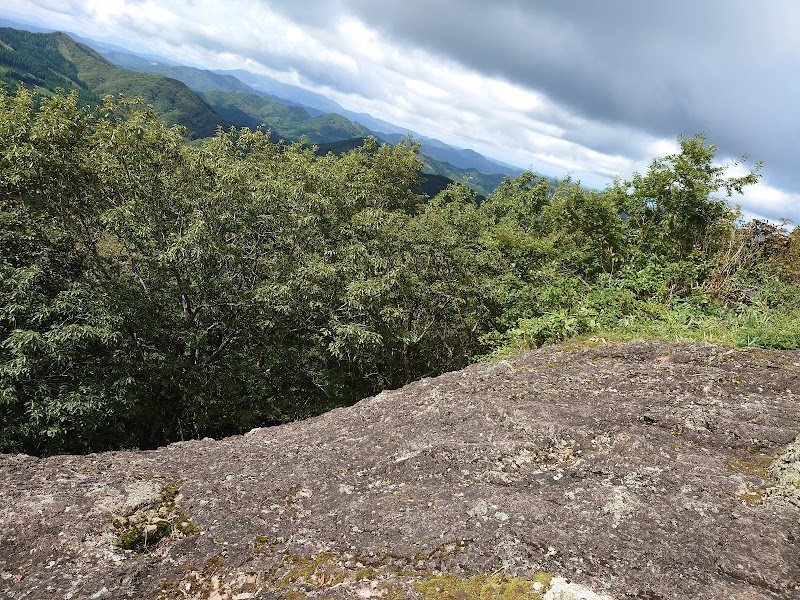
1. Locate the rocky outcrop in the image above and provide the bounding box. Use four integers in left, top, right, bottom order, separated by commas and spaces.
1, 340, 799, 599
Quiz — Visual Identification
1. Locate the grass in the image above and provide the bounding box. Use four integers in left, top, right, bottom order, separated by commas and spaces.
484, 300, 800, 360
604, 306, 800, 350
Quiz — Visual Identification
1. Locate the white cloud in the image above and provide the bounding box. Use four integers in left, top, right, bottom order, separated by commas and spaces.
736, 181, 800, 224
2, 0, 798, 224
404, 77, 449, 100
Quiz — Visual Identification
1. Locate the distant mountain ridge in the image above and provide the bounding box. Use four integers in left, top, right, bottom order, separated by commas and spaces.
91, 50, 374, 144
212, 68, 415, 137
0, 16, 52, 33
213, 67, 523, 177
200, 90, 374, 144
0, 27, 230, 139
105, 51, 255, 94
0, 19, 532, 194
382, 132, 524, 179
103, 48, 524, 186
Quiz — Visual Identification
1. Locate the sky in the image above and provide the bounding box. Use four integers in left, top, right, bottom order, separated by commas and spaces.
2, 0, 799, 224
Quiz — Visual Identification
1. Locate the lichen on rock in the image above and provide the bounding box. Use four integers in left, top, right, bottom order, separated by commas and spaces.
768, 435, 800, 507
413, 571, 555, 599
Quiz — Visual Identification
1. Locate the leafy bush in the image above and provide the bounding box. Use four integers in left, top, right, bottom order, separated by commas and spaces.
0, 87, 795, 456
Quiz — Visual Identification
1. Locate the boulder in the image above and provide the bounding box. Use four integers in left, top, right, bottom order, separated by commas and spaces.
1, 340, 798, 599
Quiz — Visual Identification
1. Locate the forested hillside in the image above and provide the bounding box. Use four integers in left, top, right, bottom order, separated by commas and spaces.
0, 27, 230, 138
102, 51, 257, 94
202, 90, 374, 144
0, 27, 99, 105
1, 88, 798, 456
1, 26, 520, 195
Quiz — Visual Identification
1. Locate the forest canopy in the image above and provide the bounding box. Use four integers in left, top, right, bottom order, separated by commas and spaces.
1, 88, 798, 456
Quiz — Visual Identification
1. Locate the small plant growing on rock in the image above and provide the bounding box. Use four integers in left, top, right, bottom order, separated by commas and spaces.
112, 481, 199, 552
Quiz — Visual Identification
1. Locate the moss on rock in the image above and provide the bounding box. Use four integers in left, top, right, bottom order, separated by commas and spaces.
413, 571, 555, 599
112, 480, 199, 552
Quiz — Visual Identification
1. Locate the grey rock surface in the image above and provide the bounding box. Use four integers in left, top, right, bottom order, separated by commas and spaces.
1, 340, 799, 599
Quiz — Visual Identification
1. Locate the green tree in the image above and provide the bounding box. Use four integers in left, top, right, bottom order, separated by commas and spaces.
0, 89, 131, 453
617, 133, 760, 262
1, 88, 490, 453
2, 85, 788, 456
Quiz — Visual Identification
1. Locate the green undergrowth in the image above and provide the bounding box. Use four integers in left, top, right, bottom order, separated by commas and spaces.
484, 300, 800, 360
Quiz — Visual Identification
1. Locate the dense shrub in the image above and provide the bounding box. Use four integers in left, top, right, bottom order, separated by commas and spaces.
1, 88, 795, 455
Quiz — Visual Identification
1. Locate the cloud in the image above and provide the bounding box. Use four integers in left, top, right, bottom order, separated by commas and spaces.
735, 181, 800, 225
317, 1, 800, 211
2, 0, 798, 223
2, 0, 91, 26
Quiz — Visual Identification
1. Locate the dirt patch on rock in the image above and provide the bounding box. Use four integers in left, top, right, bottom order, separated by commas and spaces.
1, 340, 799, 599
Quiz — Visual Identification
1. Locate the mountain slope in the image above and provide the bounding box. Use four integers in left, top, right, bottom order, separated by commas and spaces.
213, 68, 525, 176
215, 67, 350, 116
202, 90, 373, 143
99, 47, 527, 183
420, 154, 509, 197
314, 136, 506, 198
103, 51, 257, 95
57, 35, 229, 139
0, 28, 229, 139
1, 25, 527, 193
383, 132, 524, 177
0, 27, 99, 105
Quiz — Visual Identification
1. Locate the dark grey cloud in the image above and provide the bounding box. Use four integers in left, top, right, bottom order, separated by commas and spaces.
271, 0, 799, 193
